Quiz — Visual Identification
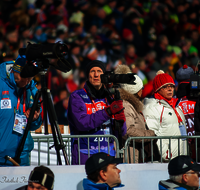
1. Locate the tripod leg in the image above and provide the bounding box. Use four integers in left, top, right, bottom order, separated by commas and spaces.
45, 89, 70, 165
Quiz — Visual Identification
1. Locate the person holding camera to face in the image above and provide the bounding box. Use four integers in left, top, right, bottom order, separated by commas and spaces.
68, 60, 127, 165
0, 54, 42, 166
114, 65, 159, 163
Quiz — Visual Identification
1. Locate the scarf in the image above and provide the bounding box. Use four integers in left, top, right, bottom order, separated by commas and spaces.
154, 92, 182, 123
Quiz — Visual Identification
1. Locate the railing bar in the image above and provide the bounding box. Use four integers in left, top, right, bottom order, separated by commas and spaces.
88, 138, 90, 158
47, 138, 50, 165
78, 138, 80, 165
169, 138, 171, 161
108, 137, 110, 155
133, 140, 135, 163
142, 139, 144, 163
98, 137, 100, 152
151, 139, 153, 163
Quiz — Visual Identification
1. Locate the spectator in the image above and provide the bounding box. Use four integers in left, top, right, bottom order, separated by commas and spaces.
96, 43, 108, 64
124, 45, 137, 66
68, 60, 126, 164
176, 65, 196, 159
83, 152, 124, 190
159, 155, 200, 190
115, 65, 159, 163
176, 65, 195, 136
134, 57, 148, 85
155, 35, 169, 62
0, 54, 42, 166
122, 28, 134, 54
16, 165, 54, 190
123, 12, 144, 56
143, 71, 187, 162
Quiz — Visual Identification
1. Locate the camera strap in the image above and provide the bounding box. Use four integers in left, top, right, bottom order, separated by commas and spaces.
16, 88, 26, 113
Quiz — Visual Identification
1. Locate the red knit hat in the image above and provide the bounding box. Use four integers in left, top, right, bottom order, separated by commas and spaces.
153, 70, 175, 92
122, 28, 132, 39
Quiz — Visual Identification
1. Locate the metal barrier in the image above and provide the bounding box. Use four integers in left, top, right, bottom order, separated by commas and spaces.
31, 134, 119, 165
123, 135, 200, 163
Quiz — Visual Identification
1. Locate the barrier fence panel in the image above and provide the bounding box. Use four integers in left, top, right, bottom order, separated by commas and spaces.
123, 135, 200, 163
31, 134, 119, 165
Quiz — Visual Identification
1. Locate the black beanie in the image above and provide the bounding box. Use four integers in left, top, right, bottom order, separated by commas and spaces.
86, 60, 106, 78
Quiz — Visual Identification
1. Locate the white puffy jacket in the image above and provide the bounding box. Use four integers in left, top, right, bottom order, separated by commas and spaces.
143, 98, 187, 162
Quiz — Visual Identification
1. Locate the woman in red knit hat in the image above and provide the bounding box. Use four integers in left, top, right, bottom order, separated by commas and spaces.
142, 70, 187, 162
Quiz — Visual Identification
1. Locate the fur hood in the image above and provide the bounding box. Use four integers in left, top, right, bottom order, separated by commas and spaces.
119, 88, 143, 113
115, 64, 131, 74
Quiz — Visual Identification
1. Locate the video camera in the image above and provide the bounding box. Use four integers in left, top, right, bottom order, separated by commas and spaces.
101, 71, 136, 84
190, 64, 200, 98
19, 42, 72, 78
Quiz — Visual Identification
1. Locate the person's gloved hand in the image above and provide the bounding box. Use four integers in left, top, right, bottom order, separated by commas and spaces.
105, 100, 124, 116
114, 111, 126, 123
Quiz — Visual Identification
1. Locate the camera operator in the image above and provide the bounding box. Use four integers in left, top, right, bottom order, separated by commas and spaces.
16, 165, 54, 190
175, 65, 197, 159
68, 60, 127, 165
0, 54, 42, 166
114, 65, 159, 163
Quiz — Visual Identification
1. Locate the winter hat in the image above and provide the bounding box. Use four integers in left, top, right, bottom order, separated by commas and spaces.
153, 70, 175, 92
85, 152, 123, 175
122, 28, 132, 39
12, 55, 26, 73
86, 60, 106, 78
168, 155, 200, 175
176, 64, 194, 82
114, 65, 143, 94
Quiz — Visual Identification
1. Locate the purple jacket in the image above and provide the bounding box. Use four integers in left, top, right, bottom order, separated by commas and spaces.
68, 82, 126, 164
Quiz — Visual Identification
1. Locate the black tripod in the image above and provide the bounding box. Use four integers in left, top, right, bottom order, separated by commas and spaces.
6, 61, 69, 165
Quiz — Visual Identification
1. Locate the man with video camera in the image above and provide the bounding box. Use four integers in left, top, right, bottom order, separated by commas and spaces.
0, 54, 42, 166
68, 60, 127, 165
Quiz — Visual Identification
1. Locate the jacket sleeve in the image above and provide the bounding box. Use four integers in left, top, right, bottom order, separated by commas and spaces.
68, 92, 111, 132
124, 102, 155, 142
142, 104, 161, 136
28, 85, 42, 131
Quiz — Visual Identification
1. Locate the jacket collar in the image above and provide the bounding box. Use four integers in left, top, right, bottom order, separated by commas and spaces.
84, 81, 109, 99
83, 178, 124, 190
160, 179, 198, 190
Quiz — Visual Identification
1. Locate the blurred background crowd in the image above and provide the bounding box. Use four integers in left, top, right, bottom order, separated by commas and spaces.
0, 0, 200, 126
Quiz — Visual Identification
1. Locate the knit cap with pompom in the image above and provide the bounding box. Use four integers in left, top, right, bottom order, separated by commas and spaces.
153, 70, 175, 92
176, 64, 194, 82
114, 65, 143, 94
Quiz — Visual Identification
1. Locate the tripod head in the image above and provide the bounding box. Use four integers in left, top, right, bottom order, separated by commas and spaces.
19, 42, 72, 78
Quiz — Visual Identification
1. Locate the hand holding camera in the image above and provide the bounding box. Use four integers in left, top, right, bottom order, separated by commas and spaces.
105, 100, 124, 116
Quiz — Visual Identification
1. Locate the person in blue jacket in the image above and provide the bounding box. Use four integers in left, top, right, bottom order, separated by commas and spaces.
0, 54, 42, 166
68, 60, 127, 165
83, 152, 124, 190
159, 155, 200, 190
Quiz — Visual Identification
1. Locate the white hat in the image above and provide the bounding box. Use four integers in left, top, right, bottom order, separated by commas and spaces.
120, 75, 143, 94
114, 65, 143, 94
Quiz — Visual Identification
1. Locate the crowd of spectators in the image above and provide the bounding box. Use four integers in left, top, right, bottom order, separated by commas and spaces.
0, 0, 200, 125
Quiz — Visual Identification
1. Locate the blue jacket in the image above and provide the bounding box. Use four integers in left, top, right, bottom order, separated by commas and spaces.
83, 178, 124, 190
159, 180, 197, 190
0, 61, 42, 166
